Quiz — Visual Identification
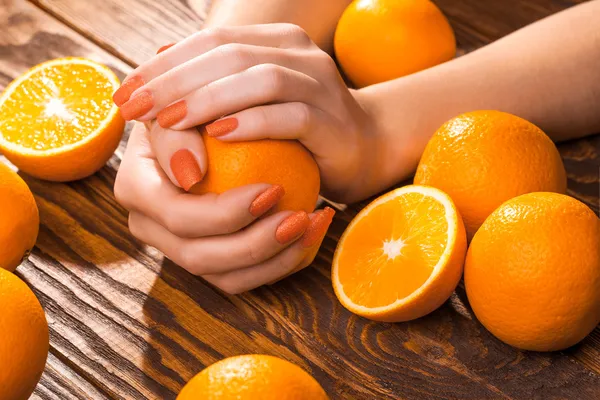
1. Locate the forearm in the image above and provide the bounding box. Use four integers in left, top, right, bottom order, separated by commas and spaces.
360, 0, 600, 190
204, 0, 352, 52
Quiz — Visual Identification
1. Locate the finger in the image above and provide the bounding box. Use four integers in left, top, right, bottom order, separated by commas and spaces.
156, 64, 324, 130
202, 240, 308, 294
147, 121, 207, 191
113, 24, 313, 107
128, 210, 311, 275
202, 102, 326, 141
269, 207, 336, 285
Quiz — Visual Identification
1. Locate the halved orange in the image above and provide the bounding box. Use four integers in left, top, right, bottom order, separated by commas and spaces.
332, 185, 467, 322
0, 57, 125, 181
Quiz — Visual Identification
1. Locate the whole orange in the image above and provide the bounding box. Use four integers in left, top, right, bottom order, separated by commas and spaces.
177, 354, 328, 400
334, 0, 456, 87
0, 268, 49, 400
191, 131, 320, 213
414, 110, 566, 238
465, 192, 600, 351
0, 162, 39, 272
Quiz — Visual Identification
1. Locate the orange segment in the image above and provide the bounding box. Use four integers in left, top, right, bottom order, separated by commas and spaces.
332, 185, 467, 322
0, 57, 124, 181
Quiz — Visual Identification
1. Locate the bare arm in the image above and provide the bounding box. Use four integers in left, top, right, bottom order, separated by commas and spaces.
204, 0, 352, 51
360, 0, 600, 190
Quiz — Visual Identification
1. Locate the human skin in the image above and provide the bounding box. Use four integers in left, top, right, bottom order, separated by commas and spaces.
114, 0, 600, 293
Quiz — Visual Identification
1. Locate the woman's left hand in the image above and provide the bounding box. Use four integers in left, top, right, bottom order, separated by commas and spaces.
113, 23, 381, 203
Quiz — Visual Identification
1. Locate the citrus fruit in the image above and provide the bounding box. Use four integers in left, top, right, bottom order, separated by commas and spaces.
332, 185, 467, 322
334, 0, 456, 87
191, 131, 320, 213
0, 268, 49, 400
0, 162, 39, 272
177, 354, 328, 400
414, 110, 566, 239
465, 192, 600, 351
0, 57, 125, 181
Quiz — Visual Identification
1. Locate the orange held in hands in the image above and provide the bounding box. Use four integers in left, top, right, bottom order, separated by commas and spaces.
332, 185, 467, 322
191, 130, 321, 213
335, 0, 456, 87
465, 192, 600, 351
0, 57, 125, 181
177, 354, 329, 400
415, 110, 566, 239
0, 268, 49, 400
0, 162, 39, 272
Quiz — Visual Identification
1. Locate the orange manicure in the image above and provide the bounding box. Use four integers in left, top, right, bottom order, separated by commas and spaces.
156, 43, 175, 54
113, 75, 145, 107
170, 149, 203, 191
206, 118, 238, 137
157, 100, 187, 128
120, 91, 154, 121
275, 211, 310, 244
302, 207, 335, 248
249, 185, 285, 217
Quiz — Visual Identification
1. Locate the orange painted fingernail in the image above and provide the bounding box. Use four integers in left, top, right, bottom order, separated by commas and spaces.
156, 43, 175, 54
275, 211, 310, 244
113, 75, 145, 107
120, 91, 154, 121
170, 149, 202, 191
249, 185, 285, 217
157, 100, 187, 128
302, 207, 335, 248
206, 118, 238, 137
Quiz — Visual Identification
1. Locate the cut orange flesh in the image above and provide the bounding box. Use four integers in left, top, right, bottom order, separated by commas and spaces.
0, 57, 124, 181
332, 185, 467, 322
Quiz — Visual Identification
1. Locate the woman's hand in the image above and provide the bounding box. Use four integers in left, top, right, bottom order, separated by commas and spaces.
113, 23, 382, 203
114, 122, 334, 294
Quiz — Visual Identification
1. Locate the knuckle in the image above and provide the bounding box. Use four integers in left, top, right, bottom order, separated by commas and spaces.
279, 23, 311, 44
176, 245, 201, 274
258, 64, 286, 96
200, 27, 227, 48
295, 102, 313, 130
127, 215, 143, 240
219, 43, 255, 68
114, 171, 133, 209
160, 210, 185, 235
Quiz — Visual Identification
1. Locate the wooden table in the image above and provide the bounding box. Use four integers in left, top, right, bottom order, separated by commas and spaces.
2, 0, 599, 398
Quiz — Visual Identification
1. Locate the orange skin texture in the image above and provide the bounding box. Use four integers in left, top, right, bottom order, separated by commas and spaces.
0, 163, 39, 272
191, 131, 321, 213
0, 269, 49, 400
415, 110, 567, 239
465, 192, 600, 351
334, 0, 456, 87
177, 355, 328, 400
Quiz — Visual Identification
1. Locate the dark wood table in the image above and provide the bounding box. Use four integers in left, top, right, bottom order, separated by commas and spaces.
2, 0, 599, 398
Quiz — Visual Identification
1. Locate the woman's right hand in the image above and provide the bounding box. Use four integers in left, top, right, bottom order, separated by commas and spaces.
114, 122, 334, 294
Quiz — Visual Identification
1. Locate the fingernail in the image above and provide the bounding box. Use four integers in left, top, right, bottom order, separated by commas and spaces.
157, 100, 187, 128
302, 207, 335, 248
120, 91, 154, 121
275, 211, 310, 245
249, 185, 285, 217
156, 43, 175, 54
206, 118, 238, 137
170, 149, 203, 191
113, 75, 145, 107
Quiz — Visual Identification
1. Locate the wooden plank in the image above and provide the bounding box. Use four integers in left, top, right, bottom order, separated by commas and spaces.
2, 0, 599, 399
32, 351, 110, 400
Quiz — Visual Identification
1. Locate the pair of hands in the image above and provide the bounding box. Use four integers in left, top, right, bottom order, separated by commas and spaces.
114, 24, 380, 293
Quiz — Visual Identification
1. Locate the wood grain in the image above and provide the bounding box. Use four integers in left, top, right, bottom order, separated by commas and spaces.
0, 0, 598, 399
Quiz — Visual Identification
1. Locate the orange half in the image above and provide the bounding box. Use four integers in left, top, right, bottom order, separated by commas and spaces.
332, 185, 467, 322
0, 57, 124, 181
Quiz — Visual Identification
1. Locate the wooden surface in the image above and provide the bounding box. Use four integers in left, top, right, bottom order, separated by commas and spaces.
2, 0, 599, 398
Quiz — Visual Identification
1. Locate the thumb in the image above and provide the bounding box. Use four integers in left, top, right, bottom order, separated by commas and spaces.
147, 120, 207, 191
